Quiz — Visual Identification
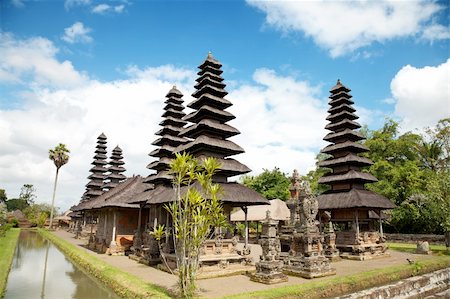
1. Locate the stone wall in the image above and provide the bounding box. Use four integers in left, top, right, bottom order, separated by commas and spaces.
338, 268, 449, 299
385, 233, 445, 245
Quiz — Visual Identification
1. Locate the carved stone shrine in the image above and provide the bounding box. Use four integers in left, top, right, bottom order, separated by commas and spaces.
251, 211, 288, 284
283, 176, 336, 278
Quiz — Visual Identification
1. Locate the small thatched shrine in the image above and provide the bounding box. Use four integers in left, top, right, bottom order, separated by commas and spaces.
316, 80, 395, 260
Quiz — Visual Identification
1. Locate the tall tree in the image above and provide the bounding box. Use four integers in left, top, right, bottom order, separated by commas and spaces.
19, 184, 36, 205
241, 167, 291, 200
48, 143, 70, 229
0, 189, 7, 204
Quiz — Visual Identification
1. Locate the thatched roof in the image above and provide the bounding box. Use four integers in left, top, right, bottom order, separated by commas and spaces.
323, 129, 364, 142
328, 103, 356, 114
321, 140, 369, 154
143, 182, 269, 206
326, 110, 358, 122
188, 93, 232, 110
196, 155, 251, 176
318, 154, 373, 168
180, 119, 240, 139
230, 199, 288, 222
175, 135, 245, 156
192, 84, 228, 99
317, 189, 395, 210
75, 176, 146, 210
318, 170, 378, 184
183, 105, 235, 123
325, 119, 361, 131
330, 79, 351, 93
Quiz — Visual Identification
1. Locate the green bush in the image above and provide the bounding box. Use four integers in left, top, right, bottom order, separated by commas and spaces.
8, 218, 19, 228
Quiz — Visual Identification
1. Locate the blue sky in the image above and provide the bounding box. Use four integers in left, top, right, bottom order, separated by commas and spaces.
0, 0, 449, 211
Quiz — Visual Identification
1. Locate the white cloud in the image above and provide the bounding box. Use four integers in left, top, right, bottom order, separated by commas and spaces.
11, 0, 25, 8
391, 59, 450, 131
92, 3, 126, 14
114, 4, 125, 13
92, 4, 110, 14
0, 34, 195, 211
421, 24, 450, 41
0, 32, 88, 87
62, 22, 93, 44
229, 68, 328, 176
247, 0, 447, 57
64, 0, 91, 10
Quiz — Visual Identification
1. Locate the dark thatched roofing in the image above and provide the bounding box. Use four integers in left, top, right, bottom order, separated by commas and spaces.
328, 103, 356, 114
195, 71, 224, 83
188, 93, 232, 110
192, 84, 228, 99
318, 170, 377, 184
326, 110, 358, 122
180, 119, 240, 139
152, 135, 188, 146
330, 79, 351, 93
142, 182, 269, 206
325, 119, 361, 131
199, 52, 222, 69
318, 154, 373, 168
149, 145, 175, 157
324, 128, 364, 142
183, 105, 235, 123
321, 141, 369, 154
196, 155, 251, 176
175, 135, 245, 156
317, 189, 395, 210
76, 176, 148, 210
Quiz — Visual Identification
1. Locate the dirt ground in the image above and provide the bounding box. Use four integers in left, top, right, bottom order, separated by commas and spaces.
53, 230, 437, 298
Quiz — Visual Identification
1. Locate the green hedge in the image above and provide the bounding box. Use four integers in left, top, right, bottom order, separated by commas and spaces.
38, 229, 172, 299
0, 228, 20, 298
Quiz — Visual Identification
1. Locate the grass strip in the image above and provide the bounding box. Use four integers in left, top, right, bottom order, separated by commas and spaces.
224, 256, 450, 299
388, 242, 449, 255
0, 228, 20, 298
38, 229, 173, 299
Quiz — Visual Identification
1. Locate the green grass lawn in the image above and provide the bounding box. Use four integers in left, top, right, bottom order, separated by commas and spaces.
388, 242, 449, 255
38, 229, 173, 299
0, 228, 20, 298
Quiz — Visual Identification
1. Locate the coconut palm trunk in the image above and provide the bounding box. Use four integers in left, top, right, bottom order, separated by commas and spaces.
48, 167, 59, 229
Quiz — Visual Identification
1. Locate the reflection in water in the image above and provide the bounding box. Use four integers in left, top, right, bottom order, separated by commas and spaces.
5, 231, 118, 299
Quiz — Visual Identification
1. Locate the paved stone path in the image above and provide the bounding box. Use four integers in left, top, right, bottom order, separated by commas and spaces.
53, 230, 436, 298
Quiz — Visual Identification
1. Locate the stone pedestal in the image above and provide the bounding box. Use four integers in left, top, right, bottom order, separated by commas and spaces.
251, 211, 288, 284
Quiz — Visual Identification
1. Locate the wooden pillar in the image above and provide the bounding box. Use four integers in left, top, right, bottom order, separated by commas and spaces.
110, 210, 117, 246
355, 209, 360, 238
379, 210, 383, 238
242, 206, 248, 249
103, 212, 108, 241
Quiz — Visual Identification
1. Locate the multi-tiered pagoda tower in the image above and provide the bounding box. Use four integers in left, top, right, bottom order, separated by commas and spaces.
177, 52, 251, 182
82, 133, 108, 201
317, 80, 395, 260
145, 86, 189, 187
103, 146, 126, 191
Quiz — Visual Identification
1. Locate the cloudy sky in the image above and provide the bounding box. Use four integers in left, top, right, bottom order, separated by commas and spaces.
0, 0, 448, 211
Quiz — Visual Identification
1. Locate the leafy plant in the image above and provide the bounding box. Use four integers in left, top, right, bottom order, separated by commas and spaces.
165, 152, 223, 298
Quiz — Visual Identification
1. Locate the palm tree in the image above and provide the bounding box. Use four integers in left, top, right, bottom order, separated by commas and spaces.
48, 143, 70, 229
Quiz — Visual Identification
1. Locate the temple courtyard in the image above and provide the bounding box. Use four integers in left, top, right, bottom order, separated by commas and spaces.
52, 229, 439, 298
